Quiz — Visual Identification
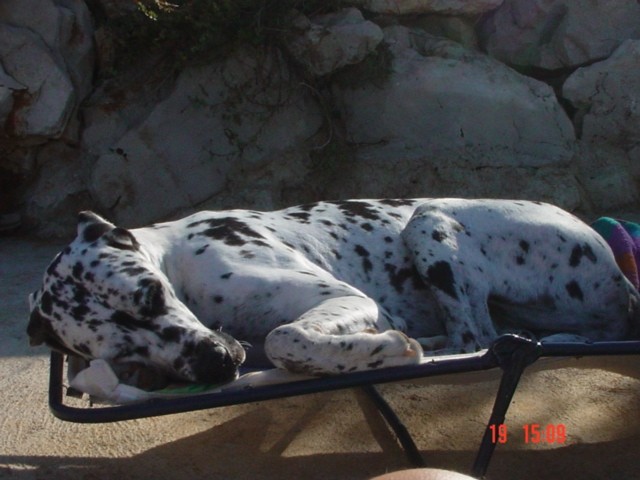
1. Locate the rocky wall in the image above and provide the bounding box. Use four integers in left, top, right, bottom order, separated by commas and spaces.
1, 0, 639, 236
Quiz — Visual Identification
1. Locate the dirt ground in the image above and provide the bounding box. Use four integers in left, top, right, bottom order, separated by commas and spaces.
1, 236, 639, 480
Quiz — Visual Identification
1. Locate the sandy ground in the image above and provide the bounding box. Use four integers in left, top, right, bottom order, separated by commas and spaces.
1, 236, 639, 480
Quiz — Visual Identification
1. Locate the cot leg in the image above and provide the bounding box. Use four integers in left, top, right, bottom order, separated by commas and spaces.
471, 335, 541, 478
361, 385, 426, 467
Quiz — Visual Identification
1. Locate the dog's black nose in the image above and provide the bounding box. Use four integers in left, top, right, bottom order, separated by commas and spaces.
186, 338, 242, 384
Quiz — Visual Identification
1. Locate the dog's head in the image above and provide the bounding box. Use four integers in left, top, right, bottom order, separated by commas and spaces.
27, 212, 245, 385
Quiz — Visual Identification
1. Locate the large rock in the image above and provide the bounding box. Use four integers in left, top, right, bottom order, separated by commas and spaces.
0, 25, 75, 139
320, 159, 583, 211
90, 49, 323, 226
480, 0, 640, 69
0, 65, 24, 121
0, 0, 61, 47
563, 40, 640, 149
54, 0, 96, 102
0, 0, 94, 140
352, 0, 504, 15
335, 28, 576, 169
573, 144, 639, 212
404, 15, 479, 49
24, 141, 93, 237
286, 8, 383, 76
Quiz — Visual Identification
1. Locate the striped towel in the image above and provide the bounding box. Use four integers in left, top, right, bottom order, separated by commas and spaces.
591, 217, 640, 290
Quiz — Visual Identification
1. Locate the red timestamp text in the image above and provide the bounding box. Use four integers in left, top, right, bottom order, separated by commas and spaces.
489, 423, 567, 444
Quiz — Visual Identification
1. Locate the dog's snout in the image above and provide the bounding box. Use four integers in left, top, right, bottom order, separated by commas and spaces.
184, 335, 245, 384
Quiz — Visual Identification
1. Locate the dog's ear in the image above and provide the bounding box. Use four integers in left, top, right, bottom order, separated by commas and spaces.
26, 309, 47, 346
77, 211, 115, 243
26, 309, 73, 354
76, 212, 139, 251
103, 227, 140, 251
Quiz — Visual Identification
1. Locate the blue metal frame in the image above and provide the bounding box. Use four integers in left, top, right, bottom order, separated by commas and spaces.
46, 334, 640, 478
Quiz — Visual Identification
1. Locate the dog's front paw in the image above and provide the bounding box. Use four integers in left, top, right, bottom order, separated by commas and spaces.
364, 330, 423, 369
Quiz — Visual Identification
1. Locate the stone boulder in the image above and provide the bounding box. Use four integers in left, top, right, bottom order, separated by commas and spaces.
480, 0, 640, 69
319, 28, 581, 209
23, 142, 93, 237
0, 0, 94, 141
11, 1, 640, 236
0, 65, 24, 121
335, 28, 576, 169
573, 143, 639, 212
89, 48, 323, 227
55, 0, 96, 102
286, 8, 384, 76
0, 25, 75, 140
563, 40, 640, 149
351, 0, 504, 15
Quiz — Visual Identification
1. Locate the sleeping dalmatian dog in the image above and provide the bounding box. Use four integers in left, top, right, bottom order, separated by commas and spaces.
27, 199, 639, 385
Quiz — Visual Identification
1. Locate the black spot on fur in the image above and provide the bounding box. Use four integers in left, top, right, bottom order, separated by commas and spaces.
160, 326, 183, 342
72, 262, 84, 279
354, 244, 373, 274
248, 239, 269, 248
427, 261, 458, 300
87, 319, 102, 332
379, 199, 416, 207
385, 264, 425, 293
136, 279, 167, 317
173, 357, 185, 371
71, 304, 91, 319
332, 201, 381, 221
189, 217, 265, 247
71, 283, 90, 305
565, 280, 584, 302
134, 345, 150, 357
519, 240, 530, 253
295, 203, 317, 212
111, 311, 149, 331
287, 211, 311, 223
40, 291, 53, 315
121, 266, 147, 276
370, 345, 384, 356
569, 243, 598, 267
221, 272, 233, 280
73, 343, 91, 356
432, 230, 447, 242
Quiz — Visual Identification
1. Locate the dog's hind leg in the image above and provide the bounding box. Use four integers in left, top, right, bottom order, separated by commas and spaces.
402, 209, 498, 353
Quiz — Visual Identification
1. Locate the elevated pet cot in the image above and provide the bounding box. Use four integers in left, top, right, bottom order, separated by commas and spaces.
46, 334, 640, 479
